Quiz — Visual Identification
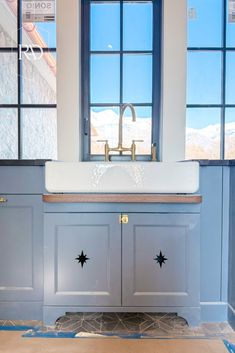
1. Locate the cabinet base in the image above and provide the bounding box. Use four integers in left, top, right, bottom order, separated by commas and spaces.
0, 302, 43, 321
43, 306, 200, 327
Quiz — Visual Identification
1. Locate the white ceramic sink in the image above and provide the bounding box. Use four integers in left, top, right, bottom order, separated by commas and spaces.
45, 161, 199, 194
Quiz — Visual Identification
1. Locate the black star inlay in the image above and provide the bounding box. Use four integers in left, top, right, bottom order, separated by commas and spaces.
75, 251, 90, 268
154, 251, 168, 268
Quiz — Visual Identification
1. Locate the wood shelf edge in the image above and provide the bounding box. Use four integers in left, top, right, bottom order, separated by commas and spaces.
42, 194, 202, 204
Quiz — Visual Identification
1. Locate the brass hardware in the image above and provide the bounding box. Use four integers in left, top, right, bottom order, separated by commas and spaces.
0, 197, 7, 203
119, 214, 129, 224
151, 143, 157, 161
97, 140, 110, 161
97, 104, 144, 161
131, 140, 144, 161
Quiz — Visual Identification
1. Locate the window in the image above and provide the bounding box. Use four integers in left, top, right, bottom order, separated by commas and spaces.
81, 0, 161, 160
0, 0, 57, 159
186, 0, 235, 160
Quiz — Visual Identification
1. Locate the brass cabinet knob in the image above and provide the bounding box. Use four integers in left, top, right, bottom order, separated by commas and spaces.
0, 197, 7, 203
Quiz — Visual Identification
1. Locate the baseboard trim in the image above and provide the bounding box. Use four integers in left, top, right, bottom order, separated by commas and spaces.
200, 302, 228, 322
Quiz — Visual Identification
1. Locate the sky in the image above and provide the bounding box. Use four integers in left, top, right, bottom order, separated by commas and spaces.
22, 0, 235, 127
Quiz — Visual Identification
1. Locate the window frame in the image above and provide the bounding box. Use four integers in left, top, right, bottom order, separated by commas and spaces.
81, 0, 162, 161
187, 0, 235, 160
0, 0, 57, 160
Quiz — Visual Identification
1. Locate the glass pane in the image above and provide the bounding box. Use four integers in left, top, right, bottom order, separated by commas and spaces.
0, 108, 18, 159
187, 51, 222, 104
185, 108, 221, 159
122, 106, 152, 155
123, 54, 152, 103
0, 52, 17, 104
226, 52, 235, 104
0, 0, 17, 47
90, 106, 119, 154
91, 3, 120, 51
123, 2, 152, 51
22, 108, 57, 159
22, 22, 56, 48
187, 0, 223, 47
225, 108, 235, 159
90, 54, 120, 103
22, 51, 56, 104
227, 0, 235, 47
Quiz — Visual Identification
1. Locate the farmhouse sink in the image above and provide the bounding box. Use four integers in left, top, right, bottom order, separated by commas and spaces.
45, 161, 199, 194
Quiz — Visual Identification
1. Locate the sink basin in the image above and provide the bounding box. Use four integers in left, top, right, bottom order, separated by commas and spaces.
45, 161, 199, 194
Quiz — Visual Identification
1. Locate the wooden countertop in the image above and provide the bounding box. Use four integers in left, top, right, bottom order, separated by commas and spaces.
43, 194, 202, 204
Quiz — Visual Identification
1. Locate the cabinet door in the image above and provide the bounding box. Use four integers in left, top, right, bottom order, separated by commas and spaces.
44, 213, 121, 306
0, 195, 43, 301
122, 213, 200, 307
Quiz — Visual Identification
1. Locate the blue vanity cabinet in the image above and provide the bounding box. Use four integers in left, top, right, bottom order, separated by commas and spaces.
44, 213, 122, 307
122, 213, 200, 308
43, 207, 200, 326
0, 195, 43, 319
0, 166, 44, 321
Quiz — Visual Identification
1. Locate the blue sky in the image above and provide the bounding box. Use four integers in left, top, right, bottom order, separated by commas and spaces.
90, 2, 153, 119
33, 0, 235, 127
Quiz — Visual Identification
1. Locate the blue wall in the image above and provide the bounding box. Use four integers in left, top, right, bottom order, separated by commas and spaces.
229, 166, 235, 328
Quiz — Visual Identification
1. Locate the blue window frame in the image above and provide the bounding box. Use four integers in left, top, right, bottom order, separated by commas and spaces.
81, 0, 162, 161
187, 0, 235, 160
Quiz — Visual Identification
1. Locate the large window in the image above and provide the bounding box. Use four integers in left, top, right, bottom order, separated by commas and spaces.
0, 0, 57, 159
186, 0, 235, 160
82, 0, 161, 160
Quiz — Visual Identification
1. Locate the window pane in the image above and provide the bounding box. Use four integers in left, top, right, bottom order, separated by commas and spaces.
225, 108, 235, 159
91, 3, 120, 51
0, 108, 18, 159
123, 2, 152, 51
187, 51, 222, 104
22, 108, 57, 159
187, 0, 222, 47
90, 106, 119, 154
90, 54, 120, 103
226, 52, 235, 104
22, 22, 56, 48
0, 0, 17, 47
122, 106, 152, 154
0, 52, 17, 104
123, 54, 152, 103
185, 108, 221, 159
227, 1, 235, 47
22, 51, 56, 104
90, 107, 119, 154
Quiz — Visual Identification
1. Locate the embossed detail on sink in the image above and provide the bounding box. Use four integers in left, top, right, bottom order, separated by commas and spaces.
45, 161, 199, 194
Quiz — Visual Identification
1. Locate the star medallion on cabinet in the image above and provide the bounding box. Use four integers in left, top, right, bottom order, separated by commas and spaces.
75, 251, 90, 268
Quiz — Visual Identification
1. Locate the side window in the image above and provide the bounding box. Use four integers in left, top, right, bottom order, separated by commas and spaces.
0, 0, 57, 159
82, 0, 161, 160
186, 0, 235, 160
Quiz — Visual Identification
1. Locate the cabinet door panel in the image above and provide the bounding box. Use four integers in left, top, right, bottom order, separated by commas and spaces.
44, 213, 121, 306
0, 195, 43, 301
122, 214, 200, 307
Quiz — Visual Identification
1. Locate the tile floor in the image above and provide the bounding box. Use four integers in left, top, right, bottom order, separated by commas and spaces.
0, 313, 235, 340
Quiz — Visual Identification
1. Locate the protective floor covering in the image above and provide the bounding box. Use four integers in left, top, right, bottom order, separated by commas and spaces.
0, 331, 231, 353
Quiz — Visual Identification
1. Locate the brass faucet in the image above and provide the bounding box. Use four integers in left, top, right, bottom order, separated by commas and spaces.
98, 104, 143, 161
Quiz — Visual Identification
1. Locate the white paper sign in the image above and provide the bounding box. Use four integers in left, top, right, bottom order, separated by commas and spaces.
229, 0, 235, 23
22, 0, 55, 23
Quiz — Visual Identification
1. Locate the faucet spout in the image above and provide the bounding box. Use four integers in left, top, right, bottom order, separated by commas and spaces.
118, 103, 136, 149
